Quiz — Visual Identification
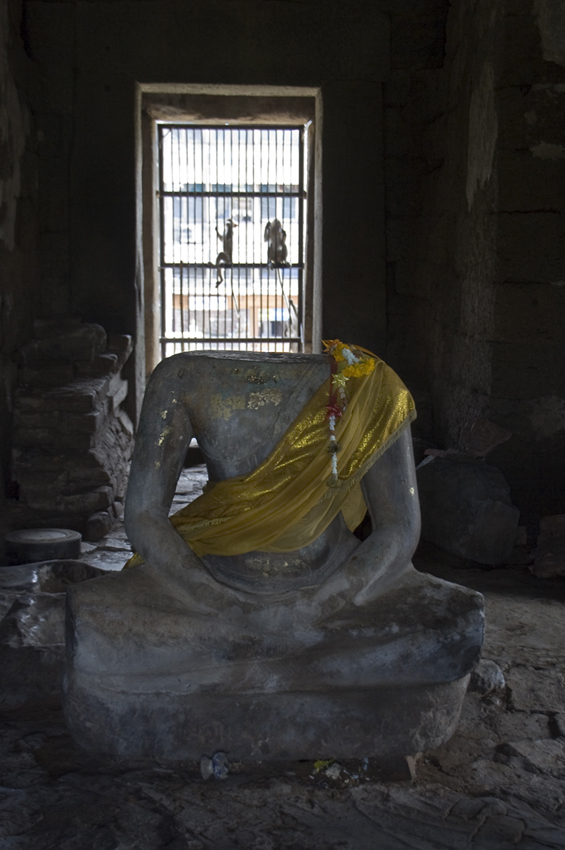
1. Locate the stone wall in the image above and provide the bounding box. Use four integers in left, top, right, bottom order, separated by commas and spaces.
486, 0, 565, 524
383, 0, 502, 440
0, 0, 39, 503
383, 0, 451, 437
384, 0, 565, 526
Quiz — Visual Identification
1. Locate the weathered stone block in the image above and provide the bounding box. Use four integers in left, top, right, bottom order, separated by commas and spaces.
12, 451, 66, 475
62, 411, 100, 436
17, 470, 68, 497
16, 385, 97, 413
84, 510, 115, 542
469, 659, 506, 696
506, 667, 565, 714
107, 334, 133, 367
67, 466, 112, 487
21, 362, 75, 387
20, 488, 65, 512
417, 458, 520, 564
14, 428, 58, 449
44, 324, 107, 362
76, 353, 119, 377
58, 486, 113, 515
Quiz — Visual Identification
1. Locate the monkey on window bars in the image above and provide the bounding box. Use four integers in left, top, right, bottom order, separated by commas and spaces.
214, 219, 237, 286
264, 219, 289, 267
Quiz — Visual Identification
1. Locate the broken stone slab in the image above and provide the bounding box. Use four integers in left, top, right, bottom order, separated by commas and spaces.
506, 666, 565, 714
99, 537, 133, 553
495, 739, 565, 777
417, 458, 520, 565
0, 560, 109, 709
75, 353, 120, 378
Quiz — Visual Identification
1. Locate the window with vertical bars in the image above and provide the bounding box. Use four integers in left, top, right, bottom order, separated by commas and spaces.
158, 126, 306, 359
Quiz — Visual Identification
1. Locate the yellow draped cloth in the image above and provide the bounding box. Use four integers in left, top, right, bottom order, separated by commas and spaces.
124, 354, 415, 566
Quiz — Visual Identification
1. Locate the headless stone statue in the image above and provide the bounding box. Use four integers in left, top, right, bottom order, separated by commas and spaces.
64, 351, 484, 762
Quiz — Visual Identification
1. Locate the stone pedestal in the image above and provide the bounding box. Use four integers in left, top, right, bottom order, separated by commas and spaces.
64, 672, 470, 762
64, 562, 483, 764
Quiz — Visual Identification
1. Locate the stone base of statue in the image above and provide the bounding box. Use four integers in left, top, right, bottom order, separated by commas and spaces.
63, 563, 483, 762
64, 672, 470, 762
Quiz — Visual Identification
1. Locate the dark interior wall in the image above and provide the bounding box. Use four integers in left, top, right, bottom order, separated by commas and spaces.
382, 0, 450, 436
0, 0, 38, 499
384, 0, 565, 526
383, 0, 502, 440
487, 0, 565, 525
427, 0, 502, 447
24, 0, 390, 420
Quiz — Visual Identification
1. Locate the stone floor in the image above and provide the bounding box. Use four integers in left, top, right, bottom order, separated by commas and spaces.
1, 466, 565, 849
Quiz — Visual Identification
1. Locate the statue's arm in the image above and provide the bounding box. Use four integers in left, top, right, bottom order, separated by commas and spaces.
314, 426, 421, 609
124, 357, 204, 580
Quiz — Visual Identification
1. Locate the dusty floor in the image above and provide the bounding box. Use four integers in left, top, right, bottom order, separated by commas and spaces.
1, 467, 565, 849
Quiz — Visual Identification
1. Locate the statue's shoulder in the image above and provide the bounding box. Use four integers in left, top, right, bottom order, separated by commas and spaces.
148, 352, 238, 396
149, 352, 207, 380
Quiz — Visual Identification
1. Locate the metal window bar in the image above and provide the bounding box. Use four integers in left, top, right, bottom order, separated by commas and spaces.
158, 125, 306, 359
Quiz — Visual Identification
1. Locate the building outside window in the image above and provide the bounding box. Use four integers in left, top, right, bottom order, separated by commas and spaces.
158, 125, 306, 358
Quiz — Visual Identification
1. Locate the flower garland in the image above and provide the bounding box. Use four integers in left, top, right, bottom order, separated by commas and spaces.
322, 339, 376, 486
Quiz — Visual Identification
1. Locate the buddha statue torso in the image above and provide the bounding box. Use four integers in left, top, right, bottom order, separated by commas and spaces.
171, 352, 360, 594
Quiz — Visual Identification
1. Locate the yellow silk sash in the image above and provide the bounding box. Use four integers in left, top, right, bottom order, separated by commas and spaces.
125, 356, 415, 565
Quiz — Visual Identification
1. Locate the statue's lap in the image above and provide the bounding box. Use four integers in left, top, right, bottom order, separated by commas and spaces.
68, 557, 483, 695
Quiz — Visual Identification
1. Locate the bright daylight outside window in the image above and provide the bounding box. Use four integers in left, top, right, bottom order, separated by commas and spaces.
158, 125, 306, 358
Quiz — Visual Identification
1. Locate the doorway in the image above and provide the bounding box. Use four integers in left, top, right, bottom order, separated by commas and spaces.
139, 85, 321, 379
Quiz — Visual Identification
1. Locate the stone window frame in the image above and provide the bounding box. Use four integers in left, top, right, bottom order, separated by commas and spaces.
136, 84, 322, 381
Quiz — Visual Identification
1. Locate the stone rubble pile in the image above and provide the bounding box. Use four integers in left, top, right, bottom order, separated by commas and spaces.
11, 318, 134, 541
